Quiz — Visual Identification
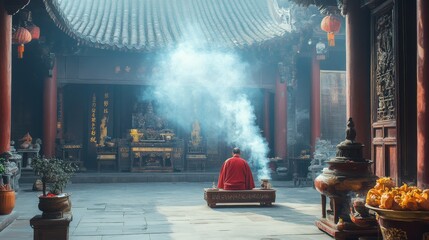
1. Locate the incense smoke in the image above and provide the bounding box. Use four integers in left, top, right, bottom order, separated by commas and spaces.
146, 34, 270, 180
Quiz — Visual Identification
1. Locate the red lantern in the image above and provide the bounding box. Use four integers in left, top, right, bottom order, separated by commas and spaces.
12, 27, 32, 59
26, 24, 40, 40
320, 15, 341, 47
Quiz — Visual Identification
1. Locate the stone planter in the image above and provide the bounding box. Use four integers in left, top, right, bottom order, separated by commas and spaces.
366, 205, 429, 239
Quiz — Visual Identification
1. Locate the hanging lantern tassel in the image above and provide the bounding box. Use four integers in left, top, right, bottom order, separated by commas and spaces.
17, 44, 25, 59
327, 32, 335, 46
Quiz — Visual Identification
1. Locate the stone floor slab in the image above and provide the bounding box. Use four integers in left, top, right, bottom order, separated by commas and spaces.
0, 182, 334, 240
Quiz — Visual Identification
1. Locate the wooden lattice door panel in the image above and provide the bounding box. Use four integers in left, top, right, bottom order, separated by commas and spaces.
373, 122, 397, 179
370, 1, 399, 182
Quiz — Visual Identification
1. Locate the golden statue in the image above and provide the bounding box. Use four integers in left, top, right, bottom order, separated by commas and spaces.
130, 129, 143, 142
99, 116, 108, 147
191, 120, 202, 146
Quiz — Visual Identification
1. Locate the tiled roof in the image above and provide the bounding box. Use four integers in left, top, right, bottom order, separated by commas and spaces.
43, 0, 293, 52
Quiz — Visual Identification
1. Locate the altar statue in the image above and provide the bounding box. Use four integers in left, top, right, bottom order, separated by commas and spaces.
143, 102, 164, 130
132, 102, 145, 129
99, 116, 108, 147
191, 120, 202, 146
19, 132, 32, 149
132, 101, 164, 131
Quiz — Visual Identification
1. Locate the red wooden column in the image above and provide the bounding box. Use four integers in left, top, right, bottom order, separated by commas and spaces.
43, 61, 57, 157
346, 0, 371, 159
417, 0, 429, 189
263, 89, 271, 147
311, 55, 321, 153
0, 1, 11, 154
274, 76, 287, 159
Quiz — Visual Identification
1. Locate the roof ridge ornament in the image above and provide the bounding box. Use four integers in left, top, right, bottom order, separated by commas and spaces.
319, 5, 341, 16
336, 0, 348, 16
288, 0, 347, 16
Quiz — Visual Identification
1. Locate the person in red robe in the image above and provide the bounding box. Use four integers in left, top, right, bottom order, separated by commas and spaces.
217, 147, 255, 190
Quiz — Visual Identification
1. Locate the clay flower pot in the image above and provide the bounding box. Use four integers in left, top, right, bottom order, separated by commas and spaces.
0, 190, 16, 215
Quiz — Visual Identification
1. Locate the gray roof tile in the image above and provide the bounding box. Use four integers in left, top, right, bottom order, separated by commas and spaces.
44, 0, 292, 52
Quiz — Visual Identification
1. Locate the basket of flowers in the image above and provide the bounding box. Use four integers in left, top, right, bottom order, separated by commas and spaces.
365, 177, 429, 240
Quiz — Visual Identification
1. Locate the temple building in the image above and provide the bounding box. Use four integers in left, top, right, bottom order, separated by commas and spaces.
2, 0, 347, 174
2, 0, 429, 239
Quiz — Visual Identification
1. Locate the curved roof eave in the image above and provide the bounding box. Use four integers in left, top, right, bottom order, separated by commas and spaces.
43, 0, 296, 52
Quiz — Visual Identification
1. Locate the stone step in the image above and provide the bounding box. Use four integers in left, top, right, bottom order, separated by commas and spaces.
0, 212, 18, 233
20, 172, 220, 184
20, 171, 288, 184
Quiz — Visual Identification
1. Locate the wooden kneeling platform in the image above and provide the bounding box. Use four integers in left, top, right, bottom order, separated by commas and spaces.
204, 188, 276, 208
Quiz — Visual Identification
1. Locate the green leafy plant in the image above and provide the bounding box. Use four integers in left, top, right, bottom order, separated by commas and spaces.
0, 158, 5, 175
32, 157, 78, 196
308, 138, 336, 181
0, 157, 12, 191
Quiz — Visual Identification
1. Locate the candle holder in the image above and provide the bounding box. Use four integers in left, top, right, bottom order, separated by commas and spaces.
260, 179, 271, 189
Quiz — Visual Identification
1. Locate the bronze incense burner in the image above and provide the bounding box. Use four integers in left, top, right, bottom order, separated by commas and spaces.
314, 118, 378, 239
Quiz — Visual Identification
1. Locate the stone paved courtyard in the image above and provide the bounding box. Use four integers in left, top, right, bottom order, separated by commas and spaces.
0, 181, 334, 240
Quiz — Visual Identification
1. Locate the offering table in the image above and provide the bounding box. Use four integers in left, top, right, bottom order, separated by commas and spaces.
130, 140, 184, 172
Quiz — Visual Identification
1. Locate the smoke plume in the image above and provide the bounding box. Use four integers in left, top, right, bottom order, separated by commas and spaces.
146, 34, 270, 179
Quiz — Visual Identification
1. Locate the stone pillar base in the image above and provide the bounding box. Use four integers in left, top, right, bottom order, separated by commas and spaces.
30, 214, 72, 240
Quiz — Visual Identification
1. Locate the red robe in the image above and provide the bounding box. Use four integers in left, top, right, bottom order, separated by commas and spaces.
217, 154, 255, 190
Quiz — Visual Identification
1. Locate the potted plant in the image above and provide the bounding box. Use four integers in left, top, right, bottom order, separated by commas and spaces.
32, 157, 78, 219
0, 157, 5, 176
0, 157, 15, 215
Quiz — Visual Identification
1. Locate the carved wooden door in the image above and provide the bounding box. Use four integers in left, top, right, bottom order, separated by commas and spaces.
370, 1, 399, 181
369, 0, 417, 184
